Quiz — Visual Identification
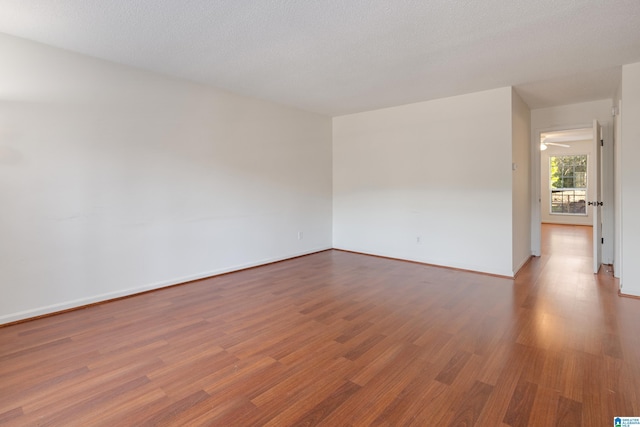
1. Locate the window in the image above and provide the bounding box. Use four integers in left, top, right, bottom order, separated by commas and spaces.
549, 155, 587, 215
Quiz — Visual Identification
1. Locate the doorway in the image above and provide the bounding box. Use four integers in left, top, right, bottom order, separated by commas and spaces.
532, 121, 609, 273
539, 128, 594, 267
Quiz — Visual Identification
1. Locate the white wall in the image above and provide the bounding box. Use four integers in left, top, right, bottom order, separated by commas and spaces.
0, 34, 333, 323
614, 83, 622, 279
511, 89, 531, 274
333, 87, 514, 277
540, 140, 593, 226
530, 99, 614, 263
620, 62, 640, 296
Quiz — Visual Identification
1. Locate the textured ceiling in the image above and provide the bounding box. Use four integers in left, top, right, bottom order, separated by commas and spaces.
0, 0, 639, 115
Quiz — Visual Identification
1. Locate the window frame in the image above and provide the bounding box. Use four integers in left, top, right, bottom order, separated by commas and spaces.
548, 154, 588, 216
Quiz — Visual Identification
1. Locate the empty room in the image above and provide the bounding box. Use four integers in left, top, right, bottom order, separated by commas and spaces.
2, 1, 640, 426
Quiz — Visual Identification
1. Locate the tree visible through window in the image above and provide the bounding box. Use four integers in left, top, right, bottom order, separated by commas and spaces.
550, 155, 587, 214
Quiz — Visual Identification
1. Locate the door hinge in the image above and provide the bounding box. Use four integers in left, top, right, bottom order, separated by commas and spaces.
601, 238, 604, 244
601, 139, 604, 146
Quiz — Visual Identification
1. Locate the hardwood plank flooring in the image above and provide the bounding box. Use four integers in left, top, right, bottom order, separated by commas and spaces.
1, 224, 639, 426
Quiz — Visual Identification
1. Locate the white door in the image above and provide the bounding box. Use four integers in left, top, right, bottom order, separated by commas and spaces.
592, 120, 602, 274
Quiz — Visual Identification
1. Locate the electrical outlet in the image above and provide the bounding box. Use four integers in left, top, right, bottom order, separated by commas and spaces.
298, 231, 303, 240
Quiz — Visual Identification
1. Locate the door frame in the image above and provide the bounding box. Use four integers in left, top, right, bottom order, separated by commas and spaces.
531, 123, 593, 257
593, 119, 603, 274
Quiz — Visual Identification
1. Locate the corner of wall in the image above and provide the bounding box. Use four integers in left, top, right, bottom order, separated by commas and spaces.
511, 88, 532, 274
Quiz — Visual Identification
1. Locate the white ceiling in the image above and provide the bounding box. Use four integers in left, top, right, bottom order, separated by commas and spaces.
0, 0, 639, 116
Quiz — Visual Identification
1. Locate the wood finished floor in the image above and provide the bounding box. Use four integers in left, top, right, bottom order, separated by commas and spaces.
1, 224, 639, 426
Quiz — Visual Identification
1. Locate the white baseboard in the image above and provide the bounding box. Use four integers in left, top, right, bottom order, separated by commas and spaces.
0, 246, 331, 325
333, 246, 514, 278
